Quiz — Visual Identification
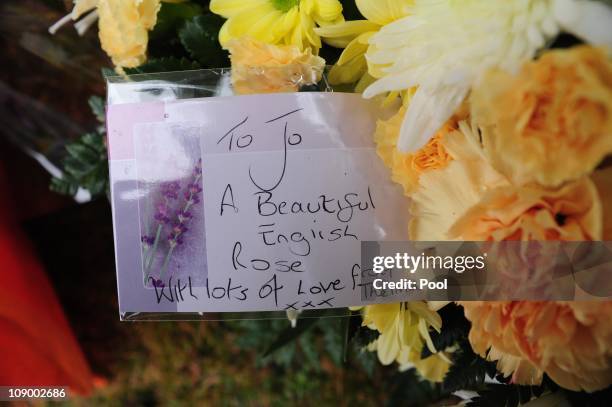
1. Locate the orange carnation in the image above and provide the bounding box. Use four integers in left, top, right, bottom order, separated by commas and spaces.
460, 301, 612, 392
228, 37, 325, 94
471, 46, 612, 187
374, 106, 454, 196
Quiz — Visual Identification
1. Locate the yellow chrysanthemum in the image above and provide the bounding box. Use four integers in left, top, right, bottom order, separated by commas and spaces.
211, 0, 344, 52
314, 0, 413, 89
360, 302, 451, 382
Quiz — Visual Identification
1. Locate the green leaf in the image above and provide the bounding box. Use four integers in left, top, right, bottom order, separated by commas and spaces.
178, 14, 229, 67
150, 1, 204, 40
442, 343, 498, 393
88, 96, 105, 123
101, 67, 117, 79
50, 176, 78, 197
386, 369, 451, 407
352, 325, 379, 349
124, 57, 201, 74
66, 143, 99, 166
51, 130, 109, 198
263, 311, 325, 357
421, 303, 470, 358
337, 308, 359, 363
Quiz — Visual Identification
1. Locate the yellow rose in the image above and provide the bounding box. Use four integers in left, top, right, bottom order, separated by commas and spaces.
470, 46, 612, 187
460, 301, 612, 392
228, 37, 325, 94
97, 0, 161, 68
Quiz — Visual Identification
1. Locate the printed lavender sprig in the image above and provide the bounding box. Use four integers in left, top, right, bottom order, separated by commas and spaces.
142, 181, 180, 276
143, 160, 202, 285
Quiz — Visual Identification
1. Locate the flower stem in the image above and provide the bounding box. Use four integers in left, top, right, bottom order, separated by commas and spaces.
143, 224, 162, 283
159, 246, 175, 280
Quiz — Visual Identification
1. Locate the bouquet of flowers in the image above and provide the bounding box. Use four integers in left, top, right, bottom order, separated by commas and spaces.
50, 0, 612, 404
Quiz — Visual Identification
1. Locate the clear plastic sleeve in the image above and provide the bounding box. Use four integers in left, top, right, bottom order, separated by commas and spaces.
106, 68, 408, 321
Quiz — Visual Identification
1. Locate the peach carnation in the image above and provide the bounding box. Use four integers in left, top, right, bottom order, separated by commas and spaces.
470, 46, 612, 187
460, 301, 612, 392
228, 37, 325, 95
449, 177, 603, 241
374, 106, 455, 196
409, 122, 509, 241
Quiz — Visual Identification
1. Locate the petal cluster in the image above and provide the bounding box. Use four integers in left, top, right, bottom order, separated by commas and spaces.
461, 301, 612, 392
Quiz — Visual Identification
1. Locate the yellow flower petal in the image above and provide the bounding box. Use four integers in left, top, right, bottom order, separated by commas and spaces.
97, 0, 155, 68
222, 7, 284, 47
336, 36, 369, 65
138, 0, 162, 30
314, 19, 379, 39
356, 0, 413, 26
329, 56, 366, 84
311, 0, 343, 22
210, 0, 267, 18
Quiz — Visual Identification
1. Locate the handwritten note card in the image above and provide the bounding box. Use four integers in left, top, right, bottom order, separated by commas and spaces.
109, 93, 410, 314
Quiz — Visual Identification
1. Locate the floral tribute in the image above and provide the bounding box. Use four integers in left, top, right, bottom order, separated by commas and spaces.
53, 0, 612, 404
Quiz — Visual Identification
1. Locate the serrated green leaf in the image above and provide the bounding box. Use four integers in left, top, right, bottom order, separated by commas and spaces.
352, 325, 379, 349
178, 14, 228, 67
442, 343, 498, 393
421, 303, 470, 358
66, 143, 99, 165
151, 1, 204, 40
124, 57, 201, 74
88, 96, 105, 122
50, 177, 78, 196
51, 130, 109, 199
80, 132, 105, 152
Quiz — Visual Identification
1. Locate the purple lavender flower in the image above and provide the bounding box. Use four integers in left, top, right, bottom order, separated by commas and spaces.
141, 235, 155, 247
177, 209, 192, 223
193, 158, 202, 177
167, 234, 184, 248
167, 222, 187, 248
170, 222, 188, 236
145, 159, 204, 281
161, 181, 181, 200
154, 202, 171, 224
184, 182, 203, 204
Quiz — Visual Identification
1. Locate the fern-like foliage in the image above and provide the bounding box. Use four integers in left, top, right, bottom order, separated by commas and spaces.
50, 96, 108, 198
